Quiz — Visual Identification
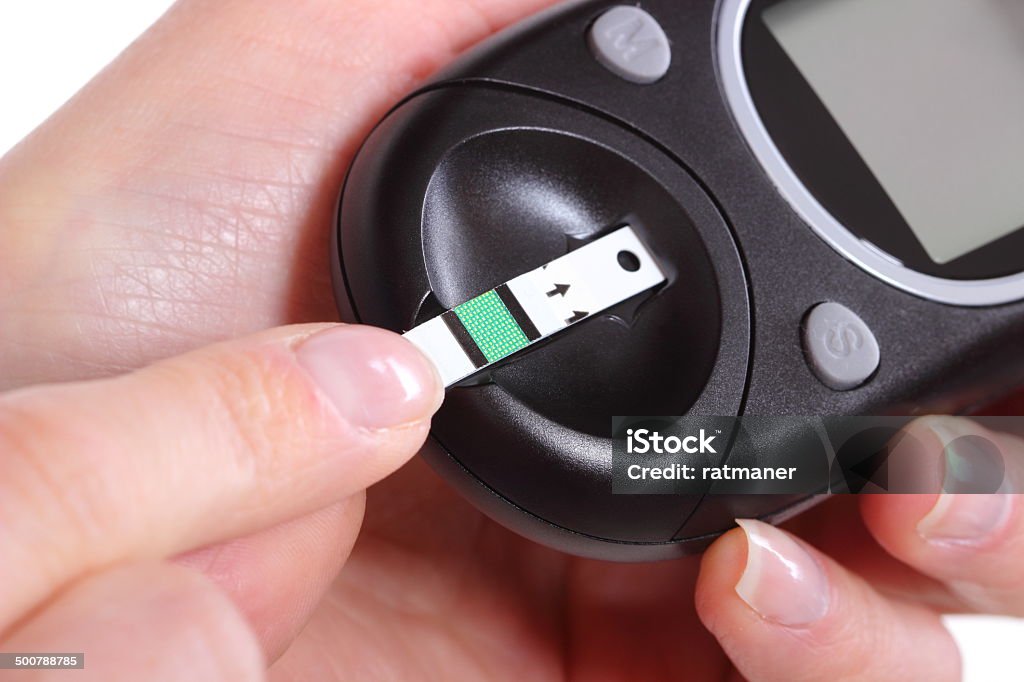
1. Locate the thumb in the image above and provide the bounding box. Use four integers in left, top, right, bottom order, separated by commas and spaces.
0, 323, 442, 630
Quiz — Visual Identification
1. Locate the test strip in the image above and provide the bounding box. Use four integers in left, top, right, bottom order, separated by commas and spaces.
403, 226, 666, 387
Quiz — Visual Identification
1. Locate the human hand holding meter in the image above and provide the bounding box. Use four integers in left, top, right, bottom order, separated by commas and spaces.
0, 0, 1022, 680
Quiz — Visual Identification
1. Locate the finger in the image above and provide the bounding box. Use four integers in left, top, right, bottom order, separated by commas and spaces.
0, 323, 441, 629
0, 562, 263, 682
861, 416, 1024, 615
696, 520, 960, 682
786, 497, 964, 613
0, 0, 557, 386
176, 498, 364, 662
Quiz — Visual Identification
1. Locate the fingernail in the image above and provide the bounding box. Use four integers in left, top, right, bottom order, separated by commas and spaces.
297, 325, 443, 430
735, 519, 830, 627
917, 493, 1012, 545
915, 417, 1013, 545
925, 417, 1006, 494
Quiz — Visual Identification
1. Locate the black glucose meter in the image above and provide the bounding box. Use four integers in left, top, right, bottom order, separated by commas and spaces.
333, 0, 1024, 560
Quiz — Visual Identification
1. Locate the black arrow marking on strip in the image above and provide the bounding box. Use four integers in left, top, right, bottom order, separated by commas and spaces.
546, 283, 570, 297
565, 311, 588, 324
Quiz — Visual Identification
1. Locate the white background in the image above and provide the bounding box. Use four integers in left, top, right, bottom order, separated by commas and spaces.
0, 2, 1021, 679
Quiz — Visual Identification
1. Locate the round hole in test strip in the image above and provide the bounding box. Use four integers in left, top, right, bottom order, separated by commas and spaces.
617, 250, 641, 272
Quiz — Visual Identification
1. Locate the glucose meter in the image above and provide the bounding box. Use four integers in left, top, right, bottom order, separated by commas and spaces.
333, 0, 1024, 560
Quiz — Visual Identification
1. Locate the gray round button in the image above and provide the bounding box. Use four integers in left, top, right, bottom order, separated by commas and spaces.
803, 302, 880, 391
587, 6, 671, 84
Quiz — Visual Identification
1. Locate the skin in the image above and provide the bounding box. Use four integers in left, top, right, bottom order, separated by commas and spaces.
0, 1, 1022, 679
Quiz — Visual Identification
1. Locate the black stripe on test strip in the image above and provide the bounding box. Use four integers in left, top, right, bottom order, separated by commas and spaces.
495, 284, 541, 341
441, 311, 488, 368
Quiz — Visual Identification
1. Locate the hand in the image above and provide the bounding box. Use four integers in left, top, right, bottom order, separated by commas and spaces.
0, 322, 443, 679
1, 1, 1020, 680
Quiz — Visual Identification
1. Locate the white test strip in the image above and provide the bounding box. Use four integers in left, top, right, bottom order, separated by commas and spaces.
402, 316, 478, 385
403, 226, 666, 387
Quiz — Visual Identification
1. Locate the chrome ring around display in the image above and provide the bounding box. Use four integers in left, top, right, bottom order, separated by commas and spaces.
716, 0, 1024, 307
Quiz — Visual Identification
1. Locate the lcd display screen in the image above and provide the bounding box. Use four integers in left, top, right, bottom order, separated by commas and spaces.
762, 0, 1024, 264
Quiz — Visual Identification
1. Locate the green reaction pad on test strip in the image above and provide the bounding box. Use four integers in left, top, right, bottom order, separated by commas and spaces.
453, 289, 531, 362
